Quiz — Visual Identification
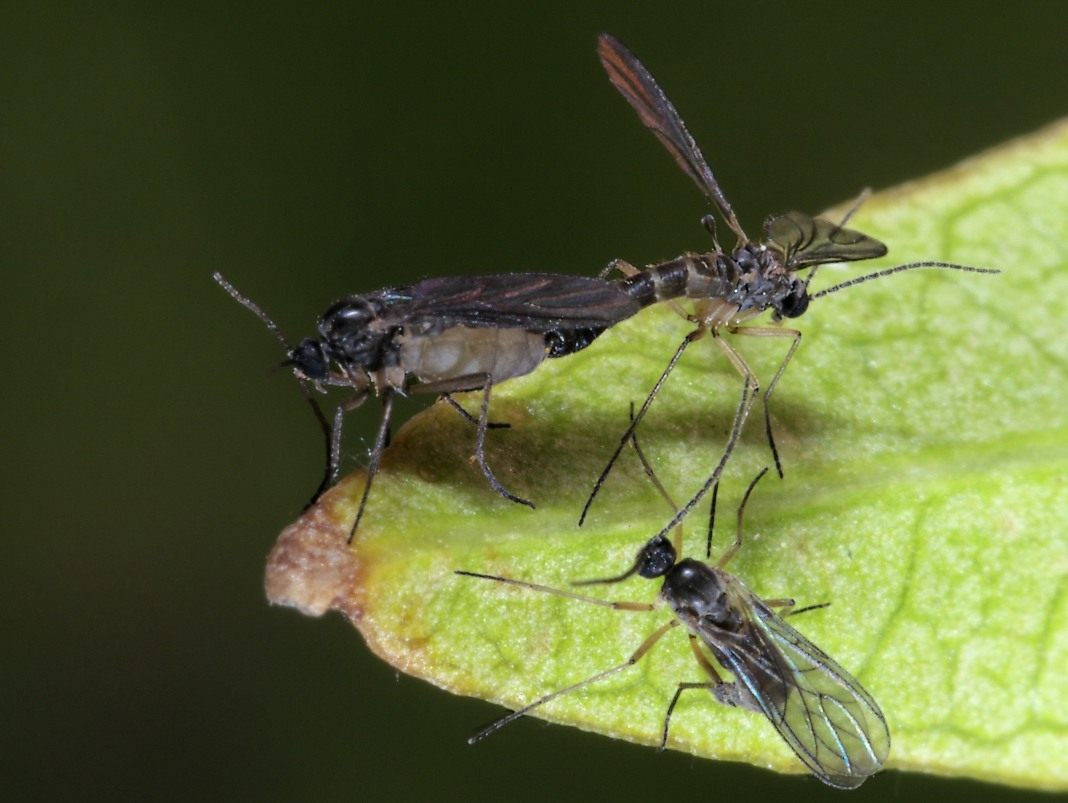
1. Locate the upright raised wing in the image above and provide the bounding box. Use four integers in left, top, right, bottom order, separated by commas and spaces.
597, 33, 748, 243
400, 273, 642, 332
701, 573, 890, 789
764, 211, 888, 269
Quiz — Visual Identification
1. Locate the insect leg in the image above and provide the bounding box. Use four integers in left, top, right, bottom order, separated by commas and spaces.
467, 619, 678, 744
300, 387, 340, 509
661, 633, 753, 749
347, 388, 395, 543
313, 387, 371, 508
716, 465, 769, 568
440, 393, 510, 429
647, 330, 760, 545
727, 325, 802, 479
704, 480, 719, 560
411, 373, 533, 507
625, 401, 684, 555
773, 600, 832, 618
580, 326, 707, 526
660, 681, 718, 749
646, 361, 756, 543
473, 375, 534, 509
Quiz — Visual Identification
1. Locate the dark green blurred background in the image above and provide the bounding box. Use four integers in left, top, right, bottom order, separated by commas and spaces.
3, 3, 1064, 800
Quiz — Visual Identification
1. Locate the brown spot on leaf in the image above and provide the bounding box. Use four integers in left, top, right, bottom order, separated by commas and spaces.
264, 485, 364, 624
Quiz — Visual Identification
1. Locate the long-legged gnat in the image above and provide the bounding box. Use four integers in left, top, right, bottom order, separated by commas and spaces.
583, 33, 999, 531
458, 423, 890, 788
215, 270, 641, 539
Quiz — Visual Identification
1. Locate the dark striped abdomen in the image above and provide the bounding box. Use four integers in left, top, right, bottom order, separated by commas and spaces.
620, 254, 736, 307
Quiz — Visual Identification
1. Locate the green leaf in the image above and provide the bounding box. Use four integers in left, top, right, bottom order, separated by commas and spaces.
264, 119, 1068, 790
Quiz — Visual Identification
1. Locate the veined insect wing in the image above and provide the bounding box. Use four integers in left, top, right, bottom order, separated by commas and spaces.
597, 33, 748, 244
702, 574, 890, 788
763, 211, 888, 269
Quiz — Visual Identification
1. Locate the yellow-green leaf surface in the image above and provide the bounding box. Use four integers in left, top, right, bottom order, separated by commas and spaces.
265, 120, 1068, 790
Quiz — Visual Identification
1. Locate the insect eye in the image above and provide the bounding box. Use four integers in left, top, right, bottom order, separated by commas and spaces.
287, 338, 329, 379
637, 536, 676, 578
781, 288, 809, 318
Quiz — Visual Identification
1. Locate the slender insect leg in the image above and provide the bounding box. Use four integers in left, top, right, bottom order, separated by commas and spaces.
441, 394, 510, 429
626, 401, 684, 556
764, 598, 832, 618
412, 373, 533, 508
303, 386, 370, 512
329, 388, 371, 481
473, 375, 534, 509
301, 387, 340, 508
784, 601, 832, 618
704, 479, 719, 560
646, 365, 756, 544
661, 682, 718, 749
467, 619, 678, 744
727, 325, 802, 478
660, 634, 731, 749
347, 388, 395, 543
580, 327, 707, 526
716, 465, 769, 568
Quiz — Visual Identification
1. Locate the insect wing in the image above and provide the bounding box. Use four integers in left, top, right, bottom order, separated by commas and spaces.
403, 273, 641, 332
764, 211, 887, 269
705, 577, 890, 788
597, 34, 746, 242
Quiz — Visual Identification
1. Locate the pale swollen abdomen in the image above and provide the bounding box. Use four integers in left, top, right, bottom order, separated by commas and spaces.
399, 326, 548, 385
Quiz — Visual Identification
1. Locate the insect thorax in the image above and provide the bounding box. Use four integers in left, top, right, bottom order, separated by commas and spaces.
726, 244, 801, 317
661, 560, 741, 632
317, 292, 402, 373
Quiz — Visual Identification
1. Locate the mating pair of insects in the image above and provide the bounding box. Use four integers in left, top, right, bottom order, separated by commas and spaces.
219, 35, 996, 787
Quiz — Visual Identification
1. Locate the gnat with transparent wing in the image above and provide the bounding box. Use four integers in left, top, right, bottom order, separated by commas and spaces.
587, 33, 999, 533
459, 405, 889, 789
214, 271, 641, 539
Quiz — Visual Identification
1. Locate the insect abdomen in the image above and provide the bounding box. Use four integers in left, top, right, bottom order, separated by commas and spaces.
400, 326, 547, 384
622, 255, 735, 307
545, 327, 606, 358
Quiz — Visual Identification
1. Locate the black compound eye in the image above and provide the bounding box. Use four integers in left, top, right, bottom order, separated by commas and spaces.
637, 536, 677, 579
288, 338, 329, 379
781, 288, 810, 318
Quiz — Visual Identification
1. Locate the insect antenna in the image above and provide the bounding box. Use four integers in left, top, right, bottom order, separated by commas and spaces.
213, 271, 335, 508
213, 272, 292, 352
464, 618, 675, 744
811, 260, 999, 300
716, 466, 769, 569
